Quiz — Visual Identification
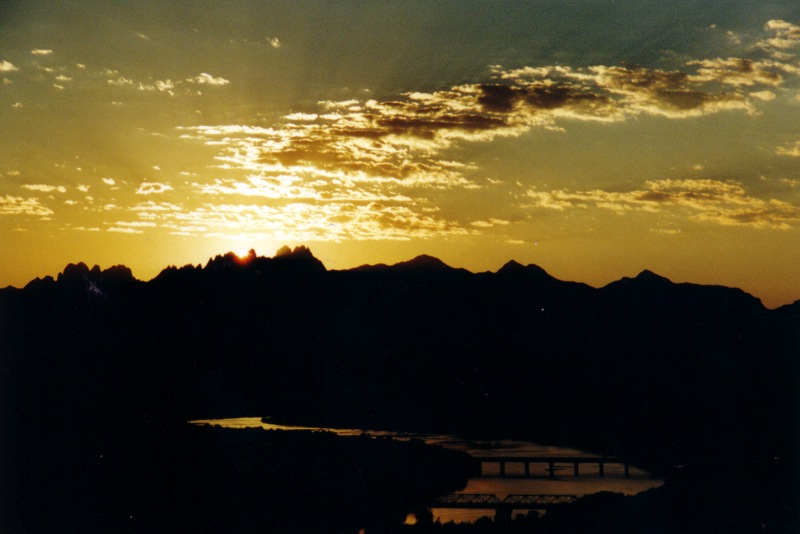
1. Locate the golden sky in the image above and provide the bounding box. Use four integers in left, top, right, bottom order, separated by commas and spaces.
1, 2, 799, 307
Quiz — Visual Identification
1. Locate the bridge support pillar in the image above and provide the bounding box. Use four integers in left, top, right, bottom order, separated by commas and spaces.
524, 462, 530, 477
548, 462, 555, 479
499, 461, 506, 477
573, 462, 579, 476
598, 462, 605, 477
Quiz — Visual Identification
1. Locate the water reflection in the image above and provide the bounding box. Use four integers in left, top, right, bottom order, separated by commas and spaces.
189, 418, 663, 524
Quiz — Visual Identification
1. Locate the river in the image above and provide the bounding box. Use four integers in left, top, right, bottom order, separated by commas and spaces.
189, 417, 663, 524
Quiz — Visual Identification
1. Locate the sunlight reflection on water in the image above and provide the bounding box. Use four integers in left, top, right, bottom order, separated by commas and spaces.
189, 417, 664, 524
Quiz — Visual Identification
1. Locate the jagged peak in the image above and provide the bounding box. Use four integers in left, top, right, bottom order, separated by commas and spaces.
274, 245, 317, 260
289, 245, 315, 259
57, 262, 90, 282
102, 265, 135, 281
271, 246, 327, 273
275, 245, 292, 258
53, 261, 137, 285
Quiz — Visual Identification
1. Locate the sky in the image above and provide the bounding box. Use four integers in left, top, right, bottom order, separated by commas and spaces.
1, 1, 799, 308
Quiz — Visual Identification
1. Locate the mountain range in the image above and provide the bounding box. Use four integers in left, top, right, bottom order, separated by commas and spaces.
1, 246, 797, 531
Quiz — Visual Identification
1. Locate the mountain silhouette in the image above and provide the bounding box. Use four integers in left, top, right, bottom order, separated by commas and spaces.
0, 246, 797, 532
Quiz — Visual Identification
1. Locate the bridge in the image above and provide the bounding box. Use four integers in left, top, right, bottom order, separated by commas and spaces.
476, 456, 630, 479
432, 493, 578, 523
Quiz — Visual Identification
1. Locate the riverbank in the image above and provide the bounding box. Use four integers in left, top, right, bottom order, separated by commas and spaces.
2, 421, 473, 533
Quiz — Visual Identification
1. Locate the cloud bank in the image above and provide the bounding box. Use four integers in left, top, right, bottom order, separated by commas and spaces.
168, 20, 800, 240
524, 179, 800, 230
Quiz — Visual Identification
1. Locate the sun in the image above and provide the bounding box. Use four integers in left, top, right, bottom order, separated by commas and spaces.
234, 248, 257, 262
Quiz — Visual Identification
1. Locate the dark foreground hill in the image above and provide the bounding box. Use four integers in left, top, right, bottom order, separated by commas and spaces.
1, 247, 798, 532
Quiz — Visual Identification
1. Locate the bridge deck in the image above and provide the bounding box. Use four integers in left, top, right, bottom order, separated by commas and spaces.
475, 456, 619, 463
475, 456, 630, 478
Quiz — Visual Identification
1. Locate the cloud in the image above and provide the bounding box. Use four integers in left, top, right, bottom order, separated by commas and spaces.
523, 179, 800, 229
181, 53, 781, 198
112, 221, 157, 228
136, 32, 151, 41
470, 218, 511, 228
687, 58, 783, 86
107, 69, 229, 95
267, 37, 281, 49
130, 200, 470, 241
107, 76, 141, 88
776, 140, 800, 157
750, 90, 776, 101
155, 80, 175, 94
757, 20, 800, 57
102, 178, 116, 185
585, 65, 752, 117
30, 49, 53, 56
136, 182, 174, 195
108, 226, 143, 234
186, 73, 230, 86
169, 22, 800, 244
0, 60, 17, 72
21, 184, 67, 193
0, 195, 54, 217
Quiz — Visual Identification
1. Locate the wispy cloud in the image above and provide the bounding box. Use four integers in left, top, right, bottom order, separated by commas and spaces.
756, 20, 800, 57
21, 184, 67, 193
687, 58, 783, 86
108, 226, 143, 234
470, 218, 511, 228
776, 140, 800, 157
0, 60, 18, 72
128, 200, 469, 241
523, 179, 800, 229
136, 182, 174, 195
186, 73, 230, 86
0, 195, 54, 217
106, 71, 229, 95
30, 49, 53, 56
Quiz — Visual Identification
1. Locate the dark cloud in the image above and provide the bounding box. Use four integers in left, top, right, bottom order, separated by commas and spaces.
376, 113, 506, 137
476, 83, 520, 112
596, 65, 749, 114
